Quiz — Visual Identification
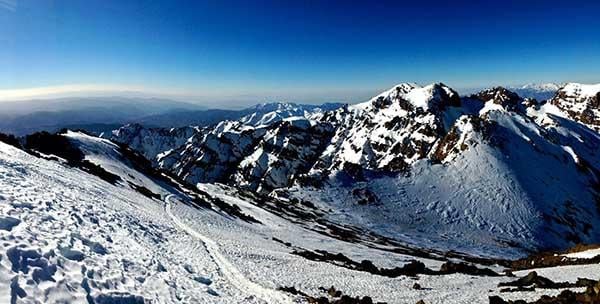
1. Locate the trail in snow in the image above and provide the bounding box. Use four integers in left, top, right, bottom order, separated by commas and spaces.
164, 194, 292, 304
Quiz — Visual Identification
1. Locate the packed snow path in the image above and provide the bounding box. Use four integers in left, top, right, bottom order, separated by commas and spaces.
164, 194, 292, 304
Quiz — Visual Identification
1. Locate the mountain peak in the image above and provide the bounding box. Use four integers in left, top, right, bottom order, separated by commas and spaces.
357, 82, 459, 112
472, 86, 522, 106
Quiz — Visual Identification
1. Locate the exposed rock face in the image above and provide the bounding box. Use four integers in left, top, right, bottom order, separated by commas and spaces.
158, 120, 265, 184
109, 123, 199, 163
472, 87, 522, 109
313, 83, 461, 174
550, 83, 600, 131
431, 115, 492, 163
153, 118, 336, 191
233, 118, 335, 192
466, 86, 536, 115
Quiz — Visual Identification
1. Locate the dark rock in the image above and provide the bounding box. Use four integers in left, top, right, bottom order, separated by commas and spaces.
439, 261, 500, 276
308, 296, 330, 304
328, 286, 342, 297
0, 132, 21, 148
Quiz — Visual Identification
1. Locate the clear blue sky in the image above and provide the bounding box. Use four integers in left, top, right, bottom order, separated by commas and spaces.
1, 0, 600, 105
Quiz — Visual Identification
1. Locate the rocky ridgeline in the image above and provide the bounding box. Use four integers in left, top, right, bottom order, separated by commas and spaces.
107, 82, 600, 254
550, 83, 600, 131
112, 83, 470, 189
312, 83, 461, 174
109, 82, 600, 194
107, 123, 199, 163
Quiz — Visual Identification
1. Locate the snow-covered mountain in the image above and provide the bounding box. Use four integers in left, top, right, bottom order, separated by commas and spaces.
106, 82, 600, 259
510, 83, 560, 101
108, 102, 344, 162
3, 81, 600, 303
5, 131, 600, 304
548, 83, 600, 131
108, 123, 199, 163
132, 102, 344, 129
239, 102, 343, 126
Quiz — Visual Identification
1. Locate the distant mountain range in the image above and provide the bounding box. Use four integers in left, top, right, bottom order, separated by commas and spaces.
0, 83, 564, 136
510, 83, 561, 101
0, 96, 344, 136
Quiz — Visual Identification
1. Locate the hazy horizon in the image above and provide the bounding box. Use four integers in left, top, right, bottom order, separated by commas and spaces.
0, 81, 583, 110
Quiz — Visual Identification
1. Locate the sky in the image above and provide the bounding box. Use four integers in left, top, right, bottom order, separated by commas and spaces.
1, 0, 600, 107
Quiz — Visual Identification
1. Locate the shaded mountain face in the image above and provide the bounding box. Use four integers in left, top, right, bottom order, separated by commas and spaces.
109, 82, 600, 257
107, 123, 199, 164
470, 87, 523, 111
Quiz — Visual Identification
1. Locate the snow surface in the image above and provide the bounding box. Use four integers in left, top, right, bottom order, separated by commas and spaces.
2, 139, 600, 303
563, 248, 600, 259
562, 83, 600, 98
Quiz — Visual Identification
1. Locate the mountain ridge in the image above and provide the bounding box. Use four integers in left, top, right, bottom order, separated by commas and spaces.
106, 81, 600, 258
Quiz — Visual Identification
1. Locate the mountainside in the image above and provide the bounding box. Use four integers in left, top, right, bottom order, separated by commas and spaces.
313, 83, 461, 174
3, 82, 600, 302
109, 102, 345, 162
5, 131, 600, 304
109, 82, 600, 258
108, 123, 199, 163
549, 83, 600, 131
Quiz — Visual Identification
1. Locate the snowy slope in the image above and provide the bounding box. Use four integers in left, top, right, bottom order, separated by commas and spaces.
0, 141, 252, 303
3, 135, 600, 303
295, 107, 600, 258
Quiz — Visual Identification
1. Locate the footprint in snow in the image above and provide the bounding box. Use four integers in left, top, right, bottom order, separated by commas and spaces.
206, 288, 219, 296
193, 276, 212, 285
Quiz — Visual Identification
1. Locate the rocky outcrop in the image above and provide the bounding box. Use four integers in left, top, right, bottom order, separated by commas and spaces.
109, 123, 199, 163
313, 83, 461, 174
233, 118, 335, 191
472, 87, 523, 109
550, 83, 600, 131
